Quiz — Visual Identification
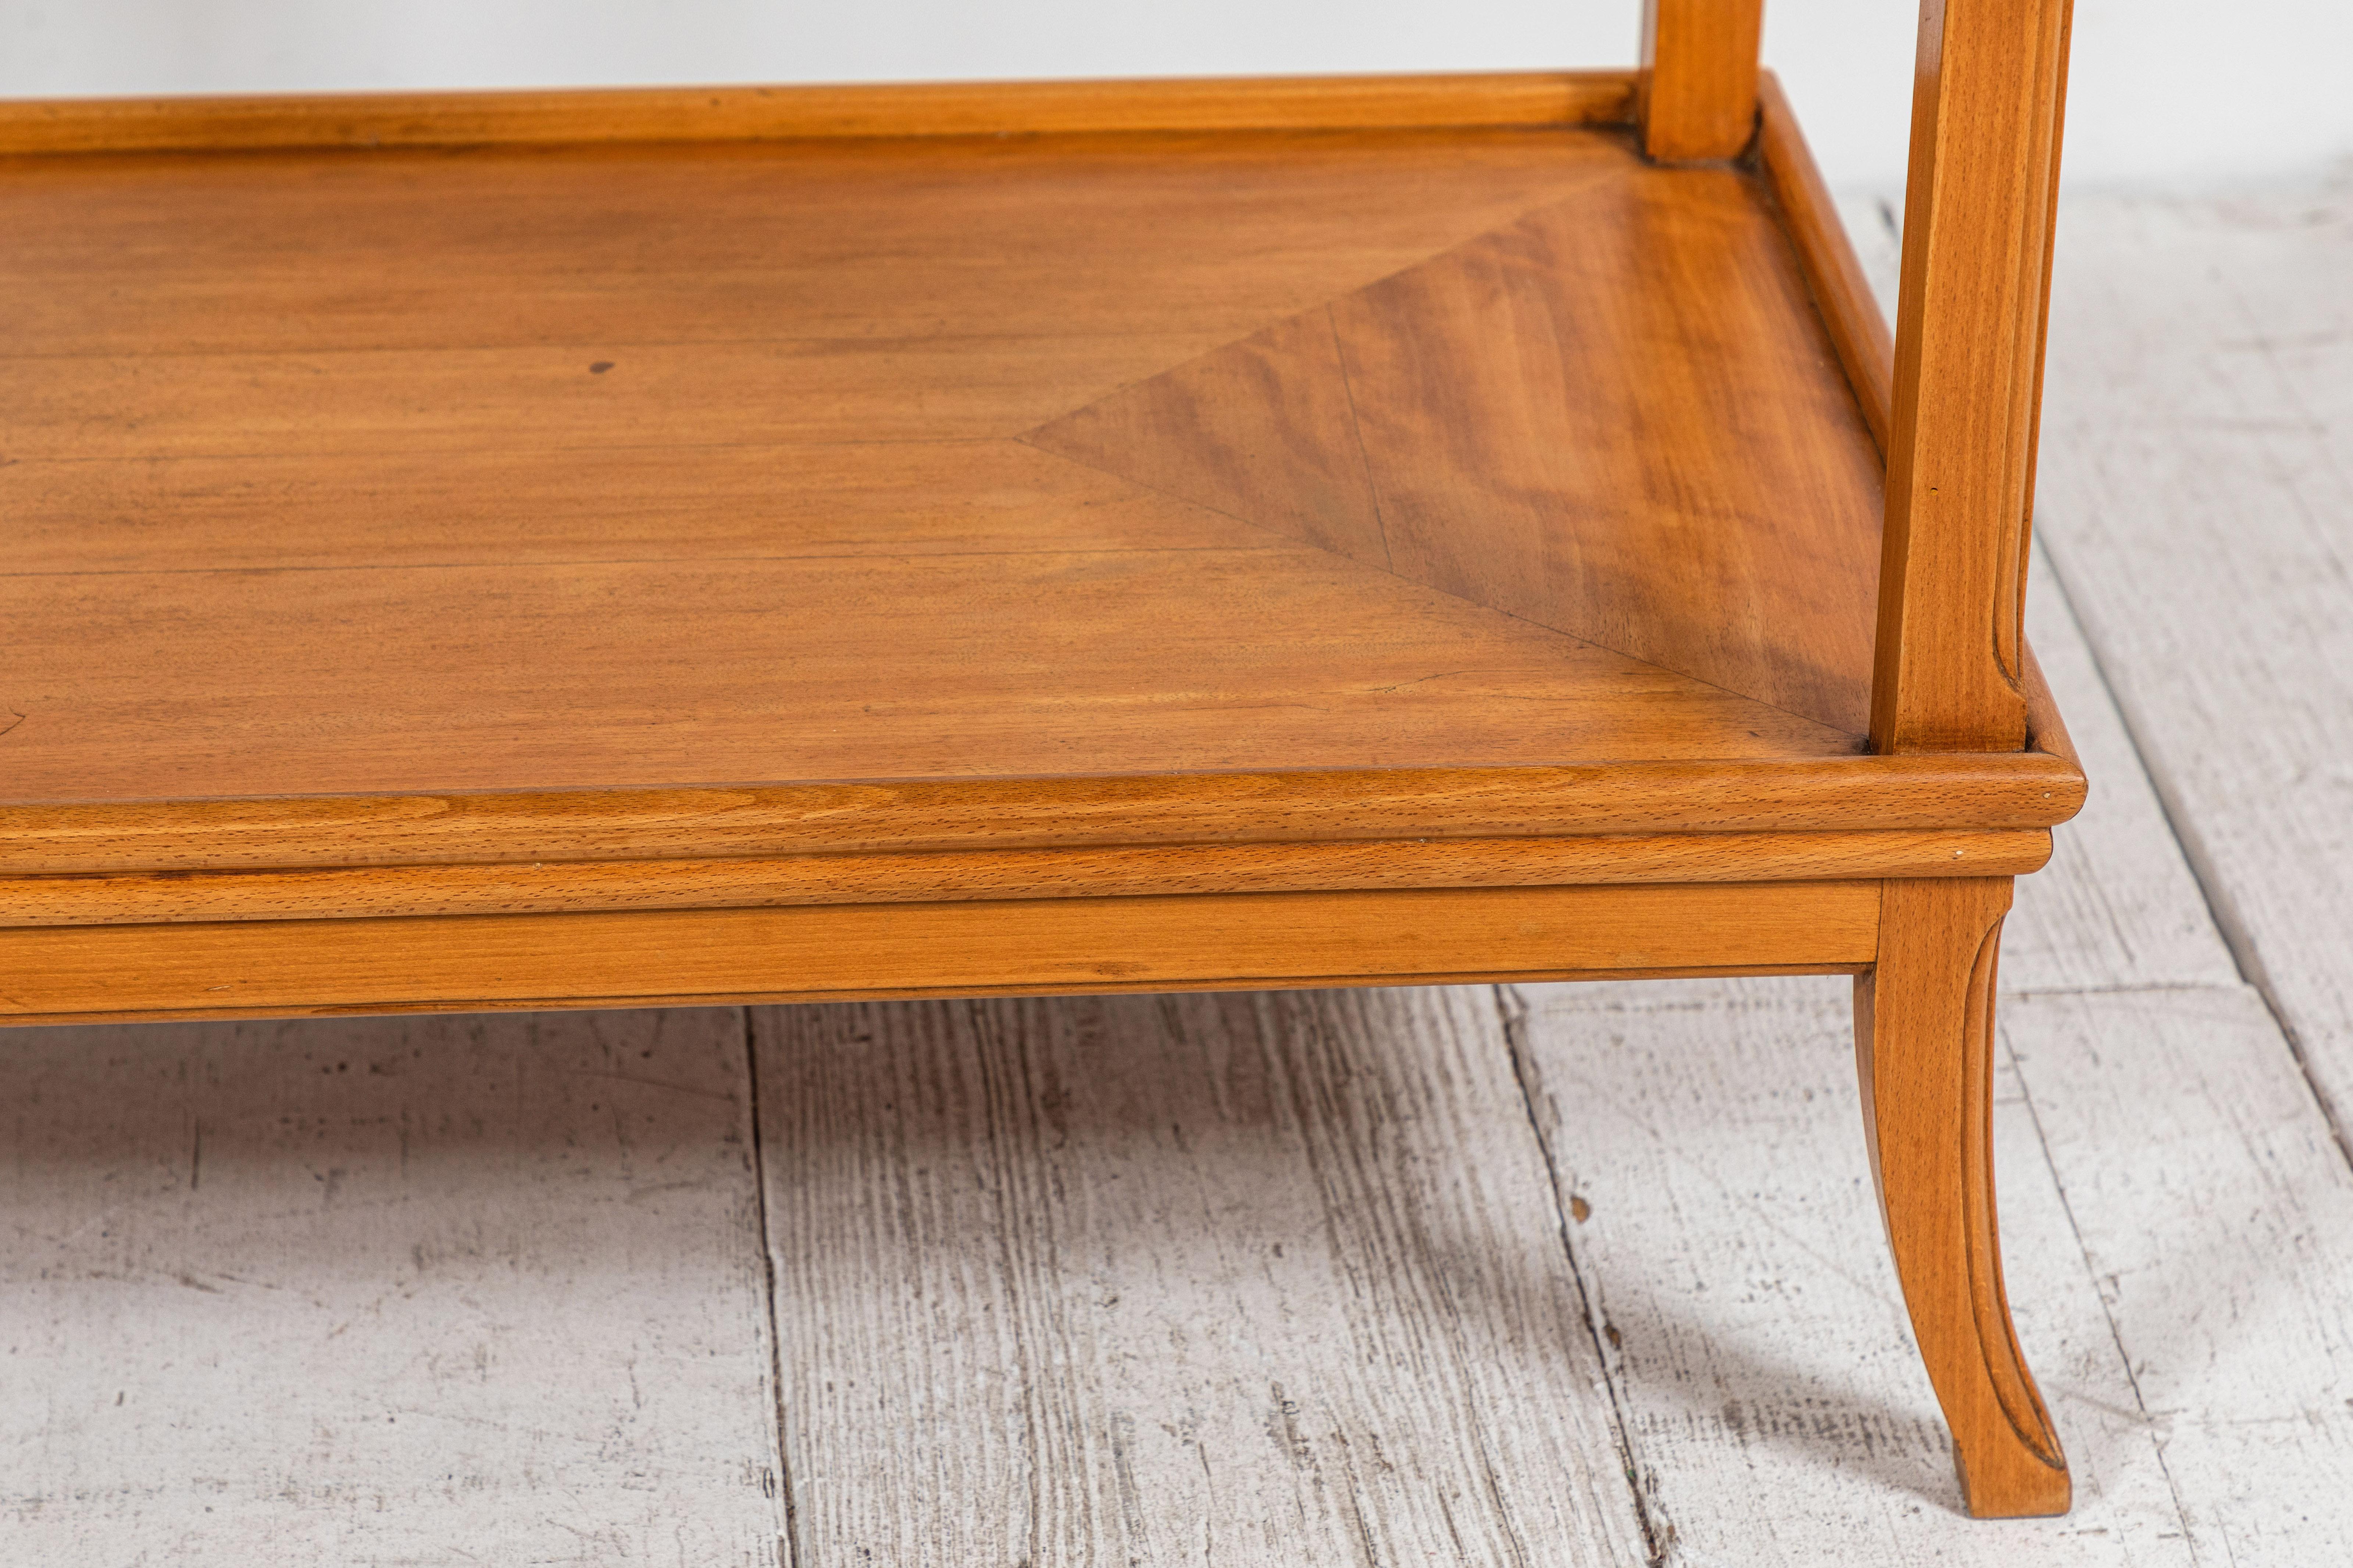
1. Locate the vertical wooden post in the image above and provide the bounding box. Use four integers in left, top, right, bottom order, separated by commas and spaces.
1639, 0, 1765, 162
1871, 0, 2076, 753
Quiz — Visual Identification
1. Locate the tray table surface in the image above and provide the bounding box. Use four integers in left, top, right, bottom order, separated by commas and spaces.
4, 124, 1882, 814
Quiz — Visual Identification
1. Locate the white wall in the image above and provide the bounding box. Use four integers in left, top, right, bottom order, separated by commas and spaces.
1, 1, 2347, 190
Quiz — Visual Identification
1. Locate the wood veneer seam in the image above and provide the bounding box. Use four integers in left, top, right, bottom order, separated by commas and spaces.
1015, 166, 1888, 739
1002, 154, 1635, 440
1328, 301, 1399, 573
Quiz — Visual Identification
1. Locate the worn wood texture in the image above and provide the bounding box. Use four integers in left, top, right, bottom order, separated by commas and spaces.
0, 1007, 783, 1563
751, 986, 1650, 1566
0, 72, 1639, 156
2002, 547, 2242, 995
20, 505, 2347, 1561
1639, 0, 1764, 162
1856, 877, 2068, 1516
0, 881, 1881, 1025
1981, 572, 2353, 1561
2032, 189, 2353, 1141
1872, 0, 2076, 754
1999, 986, 2353, 1563
1478, 554, 2246, 1559
1508, 975, 2189, 1560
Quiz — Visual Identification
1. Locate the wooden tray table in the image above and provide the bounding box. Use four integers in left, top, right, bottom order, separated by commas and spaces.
1, 0, 2083, 1519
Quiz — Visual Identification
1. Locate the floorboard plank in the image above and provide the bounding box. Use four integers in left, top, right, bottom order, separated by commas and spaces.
2002, 984, 2353, 1563
2002, 558, 2242, 996
2012, 179, 2353, 1559
2032, 190, 2353, 1143
1508, 974, 2192, 1564
0, 1007, 783, 1564
749, 988, 1650, 1567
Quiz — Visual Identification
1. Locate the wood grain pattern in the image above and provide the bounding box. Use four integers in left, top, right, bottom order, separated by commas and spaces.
7, 335, 1235, 459
0, 829, 2050, 928
1759, 72, 1895, 455
1856, 877, 2069, 1515
1024, 308, 1394, 563
0, 72, 1639, 156
6, 441, 1268, 576
1036, 161, 1886, 734
0, 123, 1914, 818
754, 986, 1651, 1565
0, 881, 1880, 1024
1873, 0, 2077, 753
1639, 0, 1765, 162
0, 755, 2086, 876
8, 510, 2338, 1556
1501, 200, 2331, 1546
13, 188, 2339, 1561
1336, 168, 1882, 734
5, 547, 1861, 805
1, 967, 1882, 1031
0, 130, 1635, 361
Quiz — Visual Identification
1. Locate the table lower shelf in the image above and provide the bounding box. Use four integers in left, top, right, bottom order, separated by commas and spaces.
0, 76, 2081, 1032
7, 79, 1885, 814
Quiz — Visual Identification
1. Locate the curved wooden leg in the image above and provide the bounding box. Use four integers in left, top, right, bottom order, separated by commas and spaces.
1854, 877, 2071, 1517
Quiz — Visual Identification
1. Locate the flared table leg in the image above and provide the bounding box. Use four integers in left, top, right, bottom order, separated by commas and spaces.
1854, 876, 2071, 1517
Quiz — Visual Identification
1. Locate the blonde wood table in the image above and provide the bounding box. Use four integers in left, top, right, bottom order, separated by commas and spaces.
0, 0, 2082, 1519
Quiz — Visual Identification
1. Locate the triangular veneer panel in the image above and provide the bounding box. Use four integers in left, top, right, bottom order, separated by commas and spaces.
1329, 168, 1882, 734
1026, 167, 1884, 734
1026, 309, 1390, 566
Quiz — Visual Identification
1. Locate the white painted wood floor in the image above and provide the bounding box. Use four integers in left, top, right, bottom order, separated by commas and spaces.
8, 187, 2353, 1565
